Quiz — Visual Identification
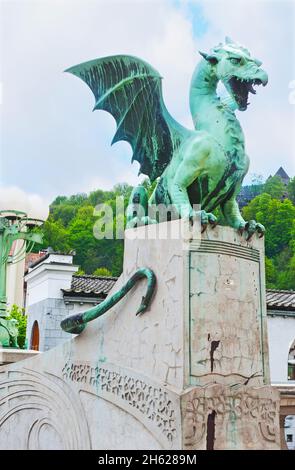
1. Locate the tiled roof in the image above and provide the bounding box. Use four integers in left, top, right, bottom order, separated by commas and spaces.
63, 275, 295, 310
25, 252, 47, 272
63, 274, 117, 297
266, 290, 295, 310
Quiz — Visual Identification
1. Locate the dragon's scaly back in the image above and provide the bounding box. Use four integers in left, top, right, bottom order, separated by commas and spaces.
66, 55, 187, 181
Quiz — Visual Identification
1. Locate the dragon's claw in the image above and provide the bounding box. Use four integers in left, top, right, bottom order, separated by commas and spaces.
201, 211, 217, 231
189, 210, 218, 231
126, 215, 157, 229
201, 222, 208, 233
239, 220, 265, 241
256, 223, 265, 238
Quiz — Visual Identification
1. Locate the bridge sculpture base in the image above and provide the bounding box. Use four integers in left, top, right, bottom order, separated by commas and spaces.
0, 223, 280, 449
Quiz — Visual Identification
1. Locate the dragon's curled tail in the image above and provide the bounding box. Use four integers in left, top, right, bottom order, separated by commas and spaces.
60, 268, 156, 335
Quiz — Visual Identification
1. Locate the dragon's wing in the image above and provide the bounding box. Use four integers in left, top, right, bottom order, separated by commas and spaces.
66, 55, 188, 181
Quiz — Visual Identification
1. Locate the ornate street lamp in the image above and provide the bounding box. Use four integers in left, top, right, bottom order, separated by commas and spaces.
0, 210, 43, 348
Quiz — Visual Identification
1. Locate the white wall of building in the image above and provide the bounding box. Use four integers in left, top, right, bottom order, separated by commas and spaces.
25, 254, 76, 305
267, 312, 295, 450
267, 313, 295, 384
24, 254, 78, 351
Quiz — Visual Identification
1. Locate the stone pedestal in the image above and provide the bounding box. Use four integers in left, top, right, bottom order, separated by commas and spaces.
0, 348, 39, 366
0, 223, 280, 449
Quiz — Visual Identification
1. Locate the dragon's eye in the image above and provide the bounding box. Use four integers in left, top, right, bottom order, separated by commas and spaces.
229, 57, 242, 65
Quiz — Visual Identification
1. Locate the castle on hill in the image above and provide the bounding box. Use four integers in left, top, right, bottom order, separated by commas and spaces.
237, 167, 291, 207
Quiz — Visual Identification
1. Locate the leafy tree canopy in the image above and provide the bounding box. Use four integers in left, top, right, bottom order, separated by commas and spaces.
7, 305, 27, 349
263, 175, 286, 199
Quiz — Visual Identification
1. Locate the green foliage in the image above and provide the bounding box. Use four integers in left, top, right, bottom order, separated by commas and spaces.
51, 205, 78, 227
243, 191, 295, 289
7, 305, 27, 349
243, 194, 295, 258
75, 269, 85, 276
275, 249, 295, 290
287, 177, 295, 204
141, 178, 158, 198
40, 218, 71, 253
264, 257, 276, 288
93, 267, 113, 277
42, 184, 129, 276
263, 175, 285, 199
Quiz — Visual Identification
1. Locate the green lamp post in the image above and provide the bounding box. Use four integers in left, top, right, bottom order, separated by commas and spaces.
0, 210, 43, 348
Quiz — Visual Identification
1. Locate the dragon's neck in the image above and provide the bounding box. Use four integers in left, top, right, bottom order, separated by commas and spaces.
190, 59, 245, 164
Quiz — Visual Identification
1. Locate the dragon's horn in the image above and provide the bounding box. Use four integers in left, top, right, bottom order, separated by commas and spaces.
199, 51, 218, 64
254, 58, 263, 66
225, 36, 234, 44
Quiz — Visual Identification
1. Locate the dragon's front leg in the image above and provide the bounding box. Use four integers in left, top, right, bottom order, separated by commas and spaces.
221, 196, 265, 240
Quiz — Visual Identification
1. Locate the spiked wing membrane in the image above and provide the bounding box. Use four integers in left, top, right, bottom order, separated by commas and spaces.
66, 55, 185, 181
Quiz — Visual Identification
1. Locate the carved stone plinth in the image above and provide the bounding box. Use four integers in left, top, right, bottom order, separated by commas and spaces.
0, 223, 280, 449
182, 385, 280, 450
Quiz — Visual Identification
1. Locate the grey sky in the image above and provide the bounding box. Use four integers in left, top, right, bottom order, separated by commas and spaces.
0, 0, 294, 216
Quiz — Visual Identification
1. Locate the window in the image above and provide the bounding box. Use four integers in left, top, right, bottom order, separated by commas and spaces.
288, 339, 295, 381
286, 434, 293, 443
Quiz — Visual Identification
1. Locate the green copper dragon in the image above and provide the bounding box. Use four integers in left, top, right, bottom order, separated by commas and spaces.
66, 37, 268, 239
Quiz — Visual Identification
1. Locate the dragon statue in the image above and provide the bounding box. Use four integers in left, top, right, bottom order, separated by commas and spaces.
66, 37, 268, 239
61, 38, 268, 336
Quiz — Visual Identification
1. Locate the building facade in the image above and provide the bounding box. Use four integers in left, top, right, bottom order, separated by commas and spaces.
266, 290, 295, 450
24, 252, 116, 351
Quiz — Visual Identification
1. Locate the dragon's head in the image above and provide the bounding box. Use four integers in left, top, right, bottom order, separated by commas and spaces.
200, 37, 268, 111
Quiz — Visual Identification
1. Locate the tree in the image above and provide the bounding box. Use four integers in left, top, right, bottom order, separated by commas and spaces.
112, 182, 133, 199
242, 193, 295, 289
7, 305, 27, 349
287, 177, 295, 204
265, 257, 277, 288
68, 205, 97, 271
243, 194, 295, 258
92, 267, 113, 277
51, 195, 68, 206
263, 176, 285, 199
41, 218, 71, 252
88, 189, 111, 206
51, 205, 78, 226
75, 269, 85, 276
69, 193, 88, 205
276, 254, 295, 290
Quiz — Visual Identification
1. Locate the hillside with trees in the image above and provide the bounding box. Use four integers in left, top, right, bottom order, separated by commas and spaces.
40, 176, 295, 289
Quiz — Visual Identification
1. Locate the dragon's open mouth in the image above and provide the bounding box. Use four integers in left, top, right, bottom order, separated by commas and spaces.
227, 77, 263, 111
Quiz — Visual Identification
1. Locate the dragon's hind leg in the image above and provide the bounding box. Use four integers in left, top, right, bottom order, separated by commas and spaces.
126, 186, 157, 228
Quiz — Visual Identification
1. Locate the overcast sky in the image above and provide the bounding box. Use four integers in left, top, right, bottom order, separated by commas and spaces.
0, 0, 294, 217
